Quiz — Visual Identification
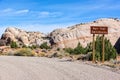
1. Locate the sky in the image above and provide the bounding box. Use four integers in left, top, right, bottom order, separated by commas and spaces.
0, 0, 120, 35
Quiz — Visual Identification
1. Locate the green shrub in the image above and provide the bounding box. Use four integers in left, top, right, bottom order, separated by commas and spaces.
104, 37, 117, 60
65, 36, 117, 61
14, 48, 34, 56
74, 43, 86, 54
22, 45, 28, 48
89, 36, 117, 61
64, 48, 74, 54
10, 41, 18, 48
40, 42, 51, 49
65, 43, 87, 55
29, 45, 37, 49
57, 48, 60, 51
85, 42, 92, 53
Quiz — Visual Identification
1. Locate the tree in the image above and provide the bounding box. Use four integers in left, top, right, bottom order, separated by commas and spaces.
104, 38, 116, 60
65, 42, 87, 55
74, 43, 86, 54
40, 42, 51, 49
65, 36, 117, 61
64, 48, 74, 54
10, 41, 18, 48
92, 36, 117, 61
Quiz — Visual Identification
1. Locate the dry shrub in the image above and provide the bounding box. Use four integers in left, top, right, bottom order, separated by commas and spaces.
14, 48, 35, 56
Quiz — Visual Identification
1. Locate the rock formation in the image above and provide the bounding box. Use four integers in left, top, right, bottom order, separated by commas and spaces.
1, 18, 120, 49
50, 18, 120, 48
1, 27, 49, 46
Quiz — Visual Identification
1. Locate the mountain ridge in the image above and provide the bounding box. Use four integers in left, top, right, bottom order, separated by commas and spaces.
1, 18, 120, 48
50, 18, 120, 48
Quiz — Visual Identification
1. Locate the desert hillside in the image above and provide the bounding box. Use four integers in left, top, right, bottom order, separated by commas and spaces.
1, 18, 120, 48
1, 27, 49, 46
50, 18, 120, 48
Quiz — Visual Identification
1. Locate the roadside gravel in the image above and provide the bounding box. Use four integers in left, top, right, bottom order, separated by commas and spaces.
0, 56, 119, 80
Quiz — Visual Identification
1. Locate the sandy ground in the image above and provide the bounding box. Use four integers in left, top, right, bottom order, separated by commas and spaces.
0, 56, 119, 80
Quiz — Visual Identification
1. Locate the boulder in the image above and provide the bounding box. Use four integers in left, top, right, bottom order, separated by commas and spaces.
77, 52, 92, 61
1, 27, 49, 47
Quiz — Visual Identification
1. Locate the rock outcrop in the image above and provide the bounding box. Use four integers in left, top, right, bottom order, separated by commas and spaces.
1, 27, 49, 46
50, 18, 120, 48
1, 18, 120, 49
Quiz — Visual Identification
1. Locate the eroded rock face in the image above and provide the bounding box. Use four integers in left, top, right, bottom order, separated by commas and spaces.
1, 27, 49, 46
50, 18, 120, 48
1, 18, 120, 49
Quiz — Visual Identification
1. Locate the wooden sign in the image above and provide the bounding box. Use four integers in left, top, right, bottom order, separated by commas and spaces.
90, 26, 108, 63
91, 26, 108, 34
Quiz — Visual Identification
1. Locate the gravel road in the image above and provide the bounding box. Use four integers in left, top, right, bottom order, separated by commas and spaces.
0, 56, 119, 80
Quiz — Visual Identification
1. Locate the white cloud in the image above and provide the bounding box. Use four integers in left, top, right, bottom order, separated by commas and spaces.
15, 9, 29, 14
38, 11, 62, 18
2, 8, 13, 13
39, 11, 50, 17
0, 8, 29, 16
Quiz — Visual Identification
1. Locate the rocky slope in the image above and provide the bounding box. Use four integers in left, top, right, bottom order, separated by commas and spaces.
1, 27, 49, 46
1, 18, 120, 48
50, 18, 120, 48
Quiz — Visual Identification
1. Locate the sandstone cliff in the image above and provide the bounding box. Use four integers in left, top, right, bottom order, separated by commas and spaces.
50, 18, 120, 48
1, 18, 120, 48
1, 27, 49, 46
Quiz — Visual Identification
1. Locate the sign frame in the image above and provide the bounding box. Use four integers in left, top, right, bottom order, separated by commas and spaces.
91, 26, 108, 34
90, 26, 108, 63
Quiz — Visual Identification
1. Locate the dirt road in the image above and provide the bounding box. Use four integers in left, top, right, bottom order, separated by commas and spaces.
0, 56, 119, 80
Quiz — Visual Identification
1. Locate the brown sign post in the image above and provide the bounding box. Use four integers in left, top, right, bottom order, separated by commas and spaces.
91, 26, 108, 63
91, 26, 108, 34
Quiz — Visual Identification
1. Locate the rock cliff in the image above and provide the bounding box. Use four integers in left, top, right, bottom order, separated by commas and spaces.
1, 18, 120, 48
1, 27, 49, 46
50, 18, 120, 48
